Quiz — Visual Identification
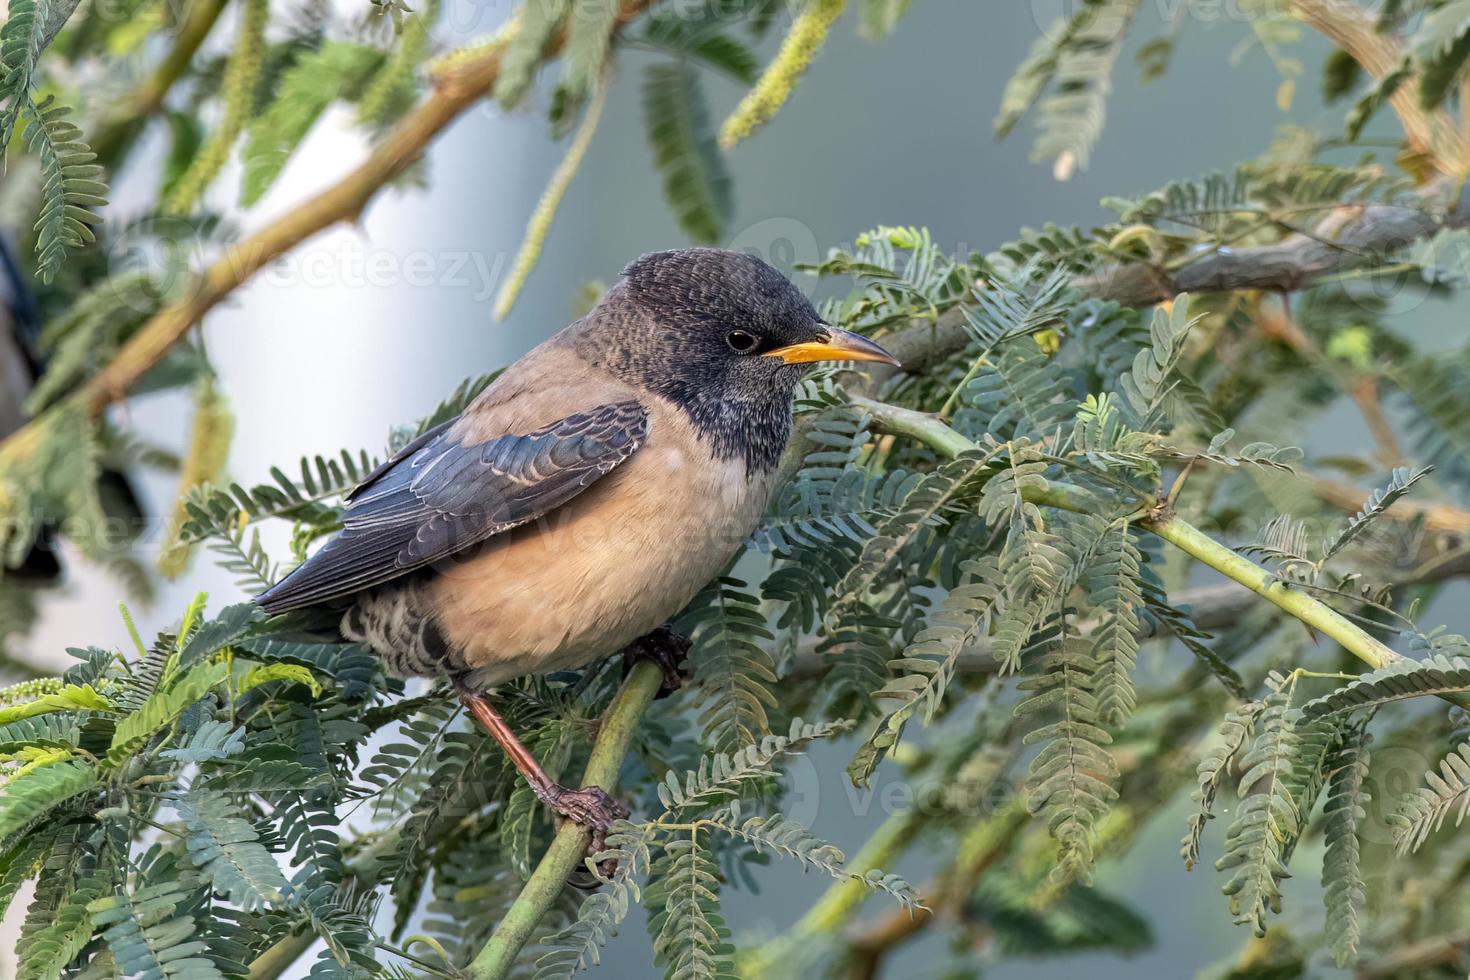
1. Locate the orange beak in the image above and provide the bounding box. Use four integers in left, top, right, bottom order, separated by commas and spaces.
764, 325, 901, 367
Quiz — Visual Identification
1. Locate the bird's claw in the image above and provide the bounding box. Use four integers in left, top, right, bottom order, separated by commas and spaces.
624, 626, 692, 697
543, 783, 630, 876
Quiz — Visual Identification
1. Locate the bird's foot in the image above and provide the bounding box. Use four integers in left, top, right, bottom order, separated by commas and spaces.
623, 625, 692, 698
541, 782, 631, 876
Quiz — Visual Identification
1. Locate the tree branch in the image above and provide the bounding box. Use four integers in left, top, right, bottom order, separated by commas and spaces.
1290, 0, 1470, 173
848, 395, 1412, 674
1078, 199, 1453, 308
0, 0, 655, 472
1356, 931, 1470, 979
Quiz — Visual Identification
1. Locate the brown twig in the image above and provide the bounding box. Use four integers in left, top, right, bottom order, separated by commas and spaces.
1355, 932, 1470, 979
1290, 0, 1470, 173
1078, 199, 1453, 308
1258, 293, 1405, 466
0, 0, 656, 473
1309, 476, 1470, 535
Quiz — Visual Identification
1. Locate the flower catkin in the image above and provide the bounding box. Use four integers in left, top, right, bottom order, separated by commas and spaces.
358, 0, 438, 127
158, 377, 234, 579
719, 0, 847, 150
493, 81, 610, 321
164, 0, 268, 214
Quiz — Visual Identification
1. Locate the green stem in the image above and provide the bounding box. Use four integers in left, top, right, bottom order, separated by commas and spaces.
849, 396, 1405, 673
464, 661, 664, 980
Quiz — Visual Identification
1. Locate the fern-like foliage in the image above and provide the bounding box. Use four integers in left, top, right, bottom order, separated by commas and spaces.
848, 556, 1003, 786
175, 789, 293, 911
21, 99, 105, 281
0, 0, 100, 280
1321, 720, 1371, 967
646, 831, 734, 979
533, 821, 660, 978
1409, 0, 1470, 109
642, 61, 732, 244
1392, 741, 1470, 854
830, 449, 995, 622
1212, 678, 1337, 937
1302, 654, 1470, 718
1182, 701, 1262, 871
493, 0, 570, 108
1017, 632, 1118, 885
996, 0, 1142, 178
680, 578, 778, 751
962, 339, 1074, 439
0, 757, 98, 845
1086, 522, 1142, 726
1119, 295, 1200, 432
15, 826, 110, 980
89, 872, 224, 980
176, 449, 375, 589
241, 42, 385, 206
657, 718, 851, 814
709, 801, 921, 907
1319, 465, 1431, 562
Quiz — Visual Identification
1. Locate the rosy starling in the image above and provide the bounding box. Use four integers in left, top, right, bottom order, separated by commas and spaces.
256, 248, 899, 843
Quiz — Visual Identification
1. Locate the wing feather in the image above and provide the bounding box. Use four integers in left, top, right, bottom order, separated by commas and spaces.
255, 400, 648, 613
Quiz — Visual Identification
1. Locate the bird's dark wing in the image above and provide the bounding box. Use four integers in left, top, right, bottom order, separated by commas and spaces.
255, 400, 648, 613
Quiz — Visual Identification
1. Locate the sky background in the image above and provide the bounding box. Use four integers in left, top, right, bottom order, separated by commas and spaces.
6, 1, 1453, 976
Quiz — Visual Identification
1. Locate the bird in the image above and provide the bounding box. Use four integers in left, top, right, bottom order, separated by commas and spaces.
255, 248, 899, 846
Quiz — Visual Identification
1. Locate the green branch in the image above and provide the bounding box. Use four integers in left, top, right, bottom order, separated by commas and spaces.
464, 660, 664, 980
849, 396, 1405, 673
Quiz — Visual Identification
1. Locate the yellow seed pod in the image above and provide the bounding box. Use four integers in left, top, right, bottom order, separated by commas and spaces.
359, 0, 438, 126
719, 0, 848, 150
159, 377, 235, 579
494, 82, 610, 321
164, 0, 268, 215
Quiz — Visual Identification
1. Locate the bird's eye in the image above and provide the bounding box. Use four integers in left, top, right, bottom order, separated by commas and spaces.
726, 330, 758, 354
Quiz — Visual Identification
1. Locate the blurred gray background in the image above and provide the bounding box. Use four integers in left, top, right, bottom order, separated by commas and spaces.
6, 1, 1424, 976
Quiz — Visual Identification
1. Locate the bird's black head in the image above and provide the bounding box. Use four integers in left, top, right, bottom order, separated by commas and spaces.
574, 248, 898, 471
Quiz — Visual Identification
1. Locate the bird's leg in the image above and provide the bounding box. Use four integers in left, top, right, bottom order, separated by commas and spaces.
623, 625, 692, 697
457, 688, 629, 866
